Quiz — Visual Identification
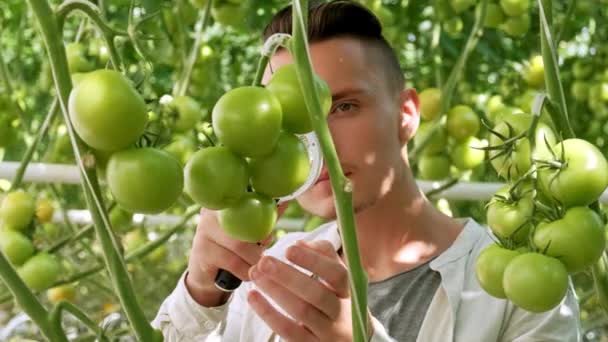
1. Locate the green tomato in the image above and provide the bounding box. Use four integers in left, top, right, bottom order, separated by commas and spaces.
500, 0, 530, 16
218, 192, 277, 243
184, 146, 249, 210
447, 105, 480, 141
212, 86, 282, 157
65, 43, 94, 74
533, 207, 605, 273
0, 190, 36, 231
485, 95, 506, 121
484, 3, 505, 28
172, 96, 204, 132
475, 244, 520, 298
414, 122, 447, 155
486, 184, 534, 244
524, 55, 545, 88
18, 253, 61, 291
0, 229, 34, 266
250, 132, 311, 198
47, 284, 77, 304
538, 139, 608, 208
503, 253, 569, 313
500, 13, 530, 37
109, 206, 133, 232
68, 70, 148, 151
417, 154, 451, 180
451, 137, 486, 170
449, 0, 476, 13
419, 88, 442, 121
106, 148, 184, 214
123, 229, 147, 253
444, 17, 464, 38
266, 64, 332, 134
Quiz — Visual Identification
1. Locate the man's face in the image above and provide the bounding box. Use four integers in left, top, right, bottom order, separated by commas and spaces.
264, 37, 418, 219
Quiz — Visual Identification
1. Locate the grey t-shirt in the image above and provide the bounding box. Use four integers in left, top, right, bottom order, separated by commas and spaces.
368, 259, 441, 341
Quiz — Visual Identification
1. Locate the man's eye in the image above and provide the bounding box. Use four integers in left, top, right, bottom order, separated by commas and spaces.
331, 102, 355, 114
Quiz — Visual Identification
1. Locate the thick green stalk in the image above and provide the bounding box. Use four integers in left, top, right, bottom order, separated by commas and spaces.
410, 0, 488, 162
290, 1, 367, 340
538, 0, 574, 138
0, 252, 68, 341
9, 98, 59, 191
50, 301, 107, 341
26, 1, 158, 340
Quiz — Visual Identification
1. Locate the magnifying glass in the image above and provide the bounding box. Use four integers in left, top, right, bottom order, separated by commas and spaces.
214, 132, 324, 292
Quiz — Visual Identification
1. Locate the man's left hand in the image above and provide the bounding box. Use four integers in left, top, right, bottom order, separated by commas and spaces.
247, 240, 371, 342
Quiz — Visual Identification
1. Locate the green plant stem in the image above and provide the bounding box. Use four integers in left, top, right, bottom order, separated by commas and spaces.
440, 0, 488, 114
56, 0, 125, 70
0, 252, 68, 341
538, 0, 574, 139
27, 1, 157, 340
431, 23, 443, 88
50, 301, 107, 341
592, 252, 608, 316
176, 0, 213, 96
9, 98, 59, 191
252, 55, 270, 87
0, 52, 28, 129
410, 0, 488, 162
555, 0, 576, 44
424, 177, 459, 199
290, 1, 367, 340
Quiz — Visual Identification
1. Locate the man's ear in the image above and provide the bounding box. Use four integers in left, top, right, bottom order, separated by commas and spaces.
398, 88, 420, 144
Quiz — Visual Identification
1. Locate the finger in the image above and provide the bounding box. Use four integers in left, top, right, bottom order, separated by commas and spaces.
250, 265, 330, 333
247, 289, 318, 342
252, 256, 341, 319
209, 233, 266, 266
286, 242, 350, 298
200, 239, 253, 281
277, 201, 290, 217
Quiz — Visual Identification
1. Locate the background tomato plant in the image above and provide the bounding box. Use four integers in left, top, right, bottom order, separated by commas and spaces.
0, 0, 608, 340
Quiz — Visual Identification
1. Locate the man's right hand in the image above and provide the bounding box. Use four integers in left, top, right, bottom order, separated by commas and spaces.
185, 208, 272, 308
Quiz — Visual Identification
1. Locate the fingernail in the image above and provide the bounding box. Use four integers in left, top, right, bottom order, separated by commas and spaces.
250, 266, 259, 280
260, 257, 275, 273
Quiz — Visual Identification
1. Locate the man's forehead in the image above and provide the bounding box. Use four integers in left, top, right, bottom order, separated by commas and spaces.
262, 37, 370, 87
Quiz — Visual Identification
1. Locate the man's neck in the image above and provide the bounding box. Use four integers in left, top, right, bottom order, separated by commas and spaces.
348, 170, 463, 282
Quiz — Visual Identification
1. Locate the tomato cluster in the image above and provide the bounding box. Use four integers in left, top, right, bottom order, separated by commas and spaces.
434, 0, 531, 38
185, 63, 331, 242
474, 104, 608, 312
68, 69, 185, 215
0, 191, 61, 291
414, 88, 486, 181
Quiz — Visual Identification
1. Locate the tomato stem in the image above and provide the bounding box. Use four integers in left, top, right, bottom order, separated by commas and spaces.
9, 99, 59, 191
538, 0, 575, 139
56, 0, 125, 71
175, 0, 213, 97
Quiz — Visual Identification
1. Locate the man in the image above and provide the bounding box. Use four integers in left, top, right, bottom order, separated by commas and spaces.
153, 1, 580, 341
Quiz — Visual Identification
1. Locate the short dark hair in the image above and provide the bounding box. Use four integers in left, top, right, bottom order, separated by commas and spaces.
263, 0, 405, 93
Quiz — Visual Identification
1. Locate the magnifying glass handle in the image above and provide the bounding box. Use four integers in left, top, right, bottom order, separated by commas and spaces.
214, 269, 242, 292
